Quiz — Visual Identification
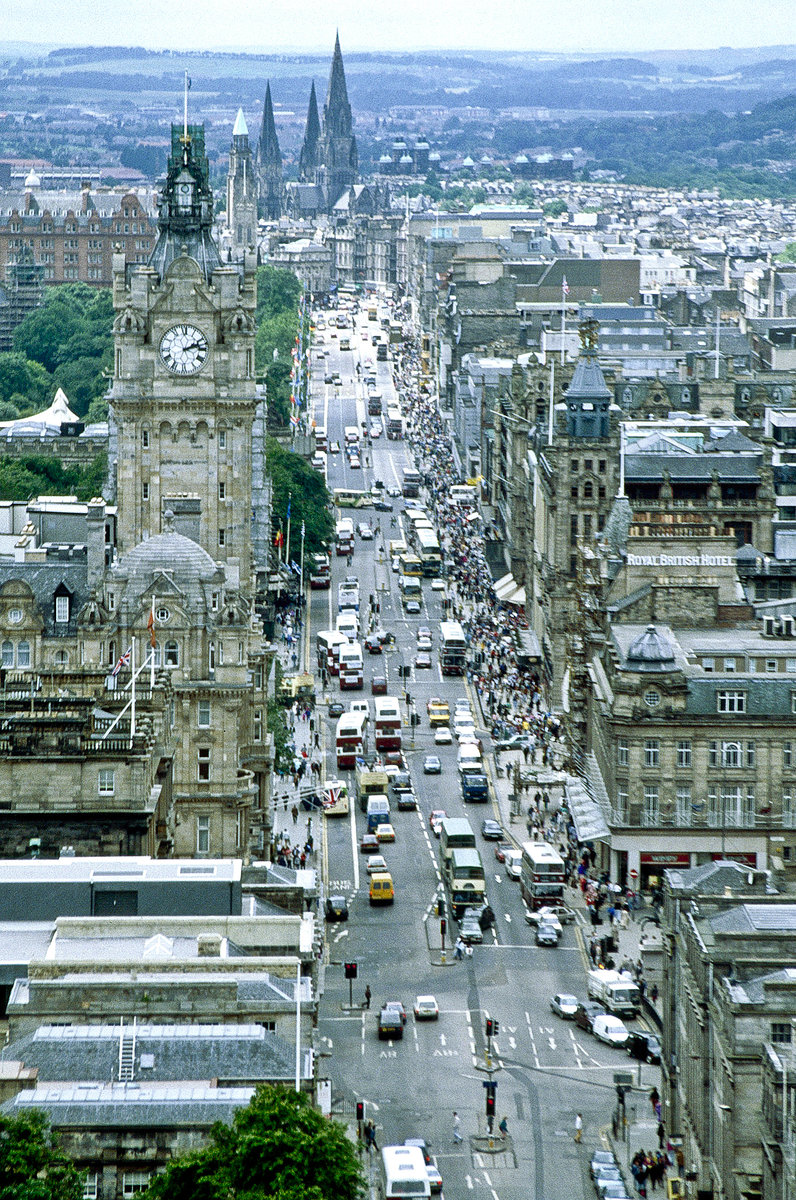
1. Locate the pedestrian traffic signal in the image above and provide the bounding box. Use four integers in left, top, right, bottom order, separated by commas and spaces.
344, 962, 358, 980
356, 1101, 364, 1121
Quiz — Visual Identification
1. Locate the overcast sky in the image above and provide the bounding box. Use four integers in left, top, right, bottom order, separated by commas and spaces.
3, 0, 794, 54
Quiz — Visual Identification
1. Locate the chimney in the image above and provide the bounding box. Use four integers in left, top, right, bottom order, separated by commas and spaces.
85, 497, 107, 593
197, 932, 223, 957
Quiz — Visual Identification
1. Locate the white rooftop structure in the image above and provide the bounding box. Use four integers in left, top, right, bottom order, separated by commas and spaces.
0, 389, 79, 440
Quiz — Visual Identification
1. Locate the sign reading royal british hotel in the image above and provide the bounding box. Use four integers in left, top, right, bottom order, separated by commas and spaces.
627, 553, 736, 568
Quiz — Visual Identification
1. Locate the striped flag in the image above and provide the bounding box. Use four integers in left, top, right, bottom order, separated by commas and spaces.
111, 646, 132, 677
562, 276, 570, 296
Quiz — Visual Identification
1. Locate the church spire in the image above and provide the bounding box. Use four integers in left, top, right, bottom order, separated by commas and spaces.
324, 31, 352, 137
298, 80, 321, 183
258, 81, 281, 167
319, 33, 358, 209
256, 81, 282, 220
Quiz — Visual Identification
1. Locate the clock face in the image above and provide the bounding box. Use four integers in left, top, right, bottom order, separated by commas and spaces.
159, 324, 208, 375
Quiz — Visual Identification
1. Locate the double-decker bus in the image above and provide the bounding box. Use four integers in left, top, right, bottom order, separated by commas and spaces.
416, 528, 442, 577
386, 406, 403, 439
316, 630, 348, 677
335, 517, 355, 555
446, 847, 486, 919
338, 641, 363, 690
335, 711, 368, 770
309, 552, 331, 589
402, 467, 421, 498
440, 621, 467, 676
374, 696, 402, 752
519, 842, 566, 912
439, 817, 476, 875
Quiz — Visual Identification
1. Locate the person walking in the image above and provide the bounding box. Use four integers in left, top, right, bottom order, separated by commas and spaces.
499, 1116, 509, 1139
291, 804, 299, 825
574, 1112, 583, 1143
453, 1112, 462, 1144
454, 937, 464, 960
364, 985, 371, 1010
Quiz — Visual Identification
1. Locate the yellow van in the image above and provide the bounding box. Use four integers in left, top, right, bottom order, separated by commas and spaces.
369, 872, 395, 906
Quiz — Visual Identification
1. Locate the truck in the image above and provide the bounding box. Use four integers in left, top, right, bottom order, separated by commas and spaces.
586, 969, 640, 1018
461, 773, 489, 802
356, 764, 390, 812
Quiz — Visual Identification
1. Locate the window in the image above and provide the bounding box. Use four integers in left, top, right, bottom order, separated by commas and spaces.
767, 659, 778, 673
584, 481, 593, 499
786, 742, 793, 770
703, 658, 715, 672
676, 741, 692, 768
583, 514, 592, 538
219, 481, 226, 500
218, 528, 226, 547
617, 738, 629, 769
198, 699, 211, 728
54, 650, 69, 667
238, 641, 244, 664
644, 689, 660, 708
599, 459, 606, 473
198, 747, 210, 782
584, 459, 592, 472
709, 740, 719, 768
615, 789, 628, 821
570, 515, 578, 544
746, 742, 756, 769
16, 641, 30, 668
787, 659, 796, 673
791, 692, 796, 716
164, 640, 179, 667
1, 641, 13, 667
784, 789, 796, 828
643, 786, 659, 825
571, 484, 579, 500
142, 429, 149, 449
7, 608, 22, 625
253, 664, 263, 689
55, 595, 70, 623
218, 641, 224, 665
676, 787, 692, 826
570, 459, 578, 473
772, 1023, 793, 1045
209, 641, 215, 674
644, 740, 660, 768
83, 1173, 99, 1199
722, 741, 742, 769
107, 592, 115, 611
236, 807, 245, 851
142, 482, 149, 501
253, 708, 263, 742
196, 815, 210, 854
723, 658, 736, 673
219, 429, 227, 449
98, 769, 115, 796
123, 1171, 152, 1196
211, 591, 219, 612
717, 691, 746, 713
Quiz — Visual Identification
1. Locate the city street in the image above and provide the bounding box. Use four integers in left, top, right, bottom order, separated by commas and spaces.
301, 303, 660, 1200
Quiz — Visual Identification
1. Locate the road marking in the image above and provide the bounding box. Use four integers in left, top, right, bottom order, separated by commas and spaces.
333, 929, 349, 942
548, 1035, 557, 1049
526, 1012, 541, 1069
465, 1176, 474, 1190
504, 913, 511, 923
483, 1172, 492, 1186
509, 1037, 516, 1049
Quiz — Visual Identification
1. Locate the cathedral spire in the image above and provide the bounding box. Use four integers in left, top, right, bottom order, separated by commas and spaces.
298, 80, 321, 183
258, 82, 281, 167
319, 34, 358, 209
324, 31, 352, 137
256, 81, 282, 220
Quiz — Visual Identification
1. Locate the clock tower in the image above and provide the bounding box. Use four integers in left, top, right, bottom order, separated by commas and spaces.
109, 124, 258, 588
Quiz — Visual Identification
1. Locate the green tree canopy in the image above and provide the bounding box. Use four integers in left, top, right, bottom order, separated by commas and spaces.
0, 1108, 86, 1200
0, 452, 107, 502
141, 1085, 363, 1200
254, 266, 302, 429
266, 436, 333, 563
0, 351, 52, 411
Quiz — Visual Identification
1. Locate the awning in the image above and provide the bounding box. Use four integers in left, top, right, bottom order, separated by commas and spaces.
515, 628, 541, 662
493, 572, 526, 606
566, 778, 611, 844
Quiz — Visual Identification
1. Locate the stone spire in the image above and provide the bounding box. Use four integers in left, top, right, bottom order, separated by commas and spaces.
256, 81, 282, 220
227, 107, 257, 254
318, 32, 358, 209
298, 80, 321, 183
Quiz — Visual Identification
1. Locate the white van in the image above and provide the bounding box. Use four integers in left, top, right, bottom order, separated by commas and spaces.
592, 1014, 630, 1046
336, 612, 358, 640
457, 742, 482, 775
349, 699, 371, 720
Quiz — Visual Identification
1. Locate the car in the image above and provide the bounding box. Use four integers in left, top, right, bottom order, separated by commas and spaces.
328, 700, 345, 718
626, 1031, 662, 1064
377, 1006, 404, 1040
373, 499, 392, 511
387, 485, 401, 497
550, 993, 580, 1020
505, 851, 522, 880
383, 1000, 407, 1025
329, 441, 340, 453
324, 373, 334, 384
417, 626, 433, 643
592, 1014, 630, 1046
455, 723, 478, 743
404, 599, 421, 615
429, 810, 446, 836
481, 818, 503, 840
593, 1164, 624, 1184
390, 770, 412, 795
595, 1172, 626, 1195
426, 696, 443, 714
349, 456, 361, 469
365, 634, 382, 654
375, 823, 396, 842
360, 833, 380, 854
536, 922, 560, 947
590, 1151, 619, 1179
493, 732, 535, 751
494, 841, 513, 863
358, 522, 373, 539
575, 1001, 606, 1034
366, 854, 388, 875
417, 633, 433, 650
423, 754, 442, 775
434, 728, 452, 745
396, 790, 417, 810
414, 995, 439, 1021
598, 1185, 631, 1200
525, 907, 563, 934
369, 423, 382, 438
454, 699, 472, 712
459, 909, 484, 944
430, 579, 446, 592
371, 675, 388, 695
325, 895, 349, 922
415, 652, 432, 669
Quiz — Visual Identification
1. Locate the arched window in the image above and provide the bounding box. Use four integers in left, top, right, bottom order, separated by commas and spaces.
164, 640, 179, 667
54, 650, 69, 668
1, 641, 13, 667
17, 641, 30, 668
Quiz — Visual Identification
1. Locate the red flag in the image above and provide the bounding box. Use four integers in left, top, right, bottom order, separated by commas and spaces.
147, 598, 156, 648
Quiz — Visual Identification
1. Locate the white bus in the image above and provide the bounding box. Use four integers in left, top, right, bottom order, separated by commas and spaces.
339, 641, 364, 690
440, 621, 467, 676
381, 1146, 431, 1200
374, 696, 402, 752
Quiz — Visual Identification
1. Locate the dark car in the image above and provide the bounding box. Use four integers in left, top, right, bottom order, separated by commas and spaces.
373, 499, 393, 512
481, 818, 503, 840
377, 1006, 404, 1040
360, 833, 380, 854
626, 1031, 662, 1064
396, 790, 417, 811
365, 634, 383, 654
574, 1001, 605, 1033
328, 701, 345, 718
390, 771, 413, 796
371, 675, 388, 695
325, 895, 349, 922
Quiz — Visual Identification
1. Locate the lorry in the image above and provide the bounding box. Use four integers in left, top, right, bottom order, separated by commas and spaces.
586, 969, 640, 1018
356, 764, 390, 812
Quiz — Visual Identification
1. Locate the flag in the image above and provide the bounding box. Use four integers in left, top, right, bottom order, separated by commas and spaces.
290, 561, 301, 576
562, 276, 570, 296
111, 646, 131, 677
274, 528, 284, 547
286, 497, 292, 520
147, 598, 156, 648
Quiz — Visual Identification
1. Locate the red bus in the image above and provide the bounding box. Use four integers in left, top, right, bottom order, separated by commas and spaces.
374, 696, 402, 752
336, 711, 368, 770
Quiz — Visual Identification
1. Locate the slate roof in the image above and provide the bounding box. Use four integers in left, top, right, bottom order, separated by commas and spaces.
0, 557, 89, 638
625, 451, 761, 483
665, 859, 775, 894
709, 904, 796, 934
2, 1022, 299, 1083
732, 967, 796, 1004
2, 1081, 255, 1127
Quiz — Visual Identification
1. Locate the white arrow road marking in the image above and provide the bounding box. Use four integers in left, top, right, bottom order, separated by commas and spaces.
548, 1036, 557, 1049
509, 1037, 516, 1049
504, 913, 511, 923
465, 1176, 474, 1190
494, 874, 502, 883
440, 1034, 447, 1046
334, 929, 349, 942
506, 1026, 517, 1033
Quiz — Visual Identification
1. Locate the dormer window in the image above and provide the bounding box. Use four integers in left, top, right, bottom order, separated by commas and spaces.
55, 594, 70, 624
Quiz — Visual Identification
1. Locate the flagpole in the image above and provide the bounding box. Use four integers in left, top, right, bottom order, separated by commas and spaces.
300, 520, 306, 597
548, 357, 555, 447
149, 596, 156, 689
561, 279, 567, 367
130, 636, 136, 748
285, 493, 292, 567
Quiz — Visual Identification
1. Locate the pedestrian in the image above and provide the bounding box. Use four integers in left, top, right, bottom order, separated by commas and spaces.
364, 985, 371, 1009
651, 983, 659, 1004
656, 1122, 665, 1151
291, 804, 299, 824
453, 1112, 462, 1144
498, 1116, 508, 1139
649, 1087, 660, 1114
454, 937, 464, 960
574, 1112, 582, 1143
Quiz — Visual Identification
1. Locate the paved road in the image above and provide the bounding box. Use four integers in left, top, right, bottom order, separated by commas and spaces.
305, 303, 659, 1200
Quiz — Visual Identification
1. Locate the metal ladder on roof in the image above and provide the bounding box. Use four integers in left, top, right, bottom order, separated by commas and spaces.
118, 1017, 137, 1083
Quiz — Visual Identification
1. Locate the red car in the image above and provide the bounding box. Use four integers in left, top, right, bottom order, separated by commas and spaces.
371, 675, 388, 695
494, 841, 513, 863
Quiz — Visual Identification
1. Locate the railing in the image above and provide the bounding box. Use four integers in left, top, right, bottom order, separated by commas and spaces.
609, 807, 790, 830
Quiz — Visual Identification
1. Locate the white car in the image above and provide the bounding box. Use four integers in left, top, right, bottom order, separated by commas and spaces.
505, 851, 522, 880
414, 994, 439, 1020
455, 724, 477, 743
366, 854, 388, 875
431, 579, 446, 591
593, 1015, 630, 1046
434, 728, 452, 745
358, 523, 374, 540
550, 993, 579, 1019
525, 906, 564, 933
369, 423, 382, 438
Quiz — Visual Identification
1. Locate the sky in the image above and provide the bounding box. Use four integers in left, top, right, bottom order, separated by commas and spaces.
3, 0, 795, 55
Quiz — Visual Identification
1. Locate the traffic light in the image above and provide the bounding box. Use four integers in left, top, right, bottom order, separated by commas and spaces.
486, 1018, 494, 1038
440, 918, 446, 938
492, 1019, 499, 1036
356, 1101, 364, 1121
436, 897, 445, 918
405, 692, 411, 705
484, 1081, 497, 1118
344, 962, 358, 980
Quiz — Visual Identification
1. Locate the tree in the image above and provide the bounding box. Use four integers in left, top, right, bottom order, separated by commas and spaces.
141, 1085, 363, 1200
0, 351, 52, 410
266, 437, 333, 563
0, 1108, 86, 1200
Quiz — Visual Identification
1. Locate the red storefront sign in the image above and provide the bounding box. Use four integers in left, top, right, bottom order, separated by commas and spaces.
710, 851, 757, 866
639, 852, 691, 866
